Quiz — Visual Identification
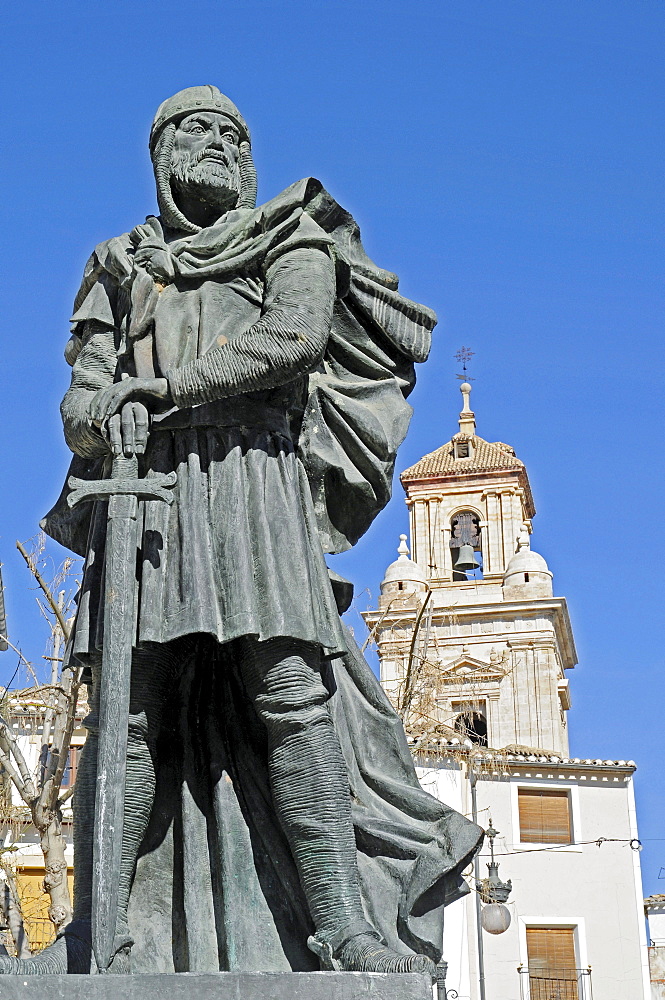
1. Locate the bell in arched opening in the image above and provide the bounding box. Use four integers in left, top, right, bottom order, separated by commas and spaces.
454, 543, 480, 573
450, 511, 483, 581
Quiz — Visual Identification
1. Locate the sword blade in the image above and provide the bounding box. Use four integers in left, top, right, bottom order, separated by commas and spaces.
91, 488, 138, 972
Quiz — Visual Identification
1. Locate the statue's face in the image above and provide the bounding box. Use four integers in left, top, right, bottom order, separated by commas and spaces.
170, 111, 242, 214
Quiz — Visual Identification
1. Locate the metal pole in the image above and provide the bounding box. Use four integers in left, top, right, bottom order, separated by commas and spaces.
469, 767, 487, 1000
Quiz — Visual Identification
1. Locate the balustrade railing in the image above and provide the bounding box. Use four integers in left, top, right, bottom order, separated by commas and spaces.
518, 966, 592, 1000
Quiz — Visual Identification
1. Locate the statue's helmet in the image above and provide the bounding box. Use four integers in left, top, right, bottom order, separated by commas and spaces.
149, 85, 251, 151
149, 85, 257, 233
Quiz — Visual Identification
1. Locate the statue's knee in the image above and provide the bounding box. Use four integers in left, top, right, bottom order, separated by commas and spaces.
256, 672, 329, 720
255, 686, 333, 741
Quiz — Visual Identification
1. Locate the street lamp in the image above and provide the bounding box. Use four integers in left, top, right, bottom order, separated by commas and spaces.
478, 820, 512, 934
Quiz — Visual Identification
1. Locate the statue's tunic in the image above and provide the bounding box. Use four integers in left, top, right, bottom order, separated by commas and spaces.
63, 227, 346, 660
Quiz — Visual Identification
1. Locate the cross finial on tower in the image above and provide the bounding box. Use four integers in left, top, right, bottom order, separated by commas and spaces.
454, 346, 475, 381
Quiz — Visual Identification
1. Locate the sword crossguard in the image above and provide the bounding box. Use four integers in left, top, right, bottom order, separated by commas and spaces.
67, 453, 177, 508
67, 472, 177, 508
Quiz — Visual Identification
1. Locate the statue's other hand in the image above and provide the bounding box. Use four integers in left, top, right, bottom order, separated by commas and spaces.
133, 245, 175, 285
90, 377, 172, 429
102, 402, 150, 457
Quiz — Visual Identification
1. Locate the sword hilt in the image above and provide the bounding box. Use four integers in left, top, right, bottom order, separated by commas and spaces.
67, 452, 177, 508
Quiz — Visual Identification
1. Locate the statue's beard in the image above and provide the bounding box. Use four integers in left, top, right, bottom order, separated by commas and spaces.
170, 147, 242, 215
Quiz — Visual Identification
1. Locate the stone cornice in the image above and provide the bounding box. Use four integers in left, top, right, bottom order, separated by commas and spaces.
364, 596, 577, 670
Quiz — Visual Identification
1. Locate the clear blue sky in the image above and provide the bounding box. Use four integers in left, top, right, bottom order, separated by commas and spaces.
0, 2, 663, 891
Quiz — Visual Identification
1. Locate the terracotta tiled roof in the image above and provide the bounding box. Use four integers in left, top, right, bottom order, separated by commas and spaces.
400, 435, 536, 518
401, 436, 524, 480
406, 736, 636, 770
645, 895, 665, 907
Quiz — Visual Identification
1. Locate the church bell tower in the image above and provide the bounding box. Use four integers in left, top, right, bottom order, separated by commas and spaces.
363, 383, 577, 755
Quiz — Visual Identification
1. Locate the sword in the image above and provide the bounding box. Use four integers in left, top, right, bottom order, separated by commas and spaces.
68, 452, 176, 972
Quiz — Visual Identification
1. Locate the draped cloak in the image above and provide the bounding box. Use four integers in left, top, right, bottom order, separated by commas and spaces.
42, 177, 483, 971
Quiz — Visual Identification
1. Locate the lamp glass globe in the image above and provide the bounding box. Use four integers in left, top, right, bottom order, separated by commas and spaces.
480, 902, 511, 935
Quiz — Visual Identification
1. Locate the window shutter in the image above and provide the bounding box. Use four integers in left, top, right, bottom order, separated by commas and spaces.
527, 927, 578, 994
518, 788, 572, 844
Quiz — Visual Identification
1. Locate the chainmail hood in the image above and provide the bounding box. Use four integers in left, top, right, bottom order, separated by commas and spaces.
150, 85, 257, 234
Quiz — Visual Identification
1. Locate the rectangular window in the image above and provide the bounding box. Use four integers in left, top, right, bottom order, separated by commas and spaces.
527, 927, 578, 999
451, 699, 487, 719
518, 788, 572, 844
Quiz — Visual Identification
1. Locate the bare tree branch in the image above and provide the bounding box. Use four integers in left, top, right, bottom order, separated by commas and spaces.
0, 545, 81, 940
0, 742, 35, 807
0, 864, 30, 958
400, 589, 432, 722
0, 636, 40, 689
15, 541, 71, 642
0, 717, 36, 800
361, 596, 399, 653
58, 784, 75, 806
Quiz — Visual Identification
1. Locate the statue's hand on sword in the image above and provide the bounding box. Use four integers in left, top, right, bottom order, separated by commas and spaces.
99, 402, 149, 456
90, 376, 172, 429
90, 375, 173, 457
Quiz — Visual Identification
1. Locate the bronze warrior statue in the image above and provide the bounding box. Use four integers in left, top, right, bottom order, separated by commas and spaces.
3, 86, 482, 977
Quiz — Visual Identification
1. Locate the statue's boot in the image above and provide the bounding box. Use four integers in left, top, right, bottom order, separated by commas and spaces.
241, 637, 437, 981
307, 922, 436, 976
334, 932, 436, 977
0, 921, 133, 976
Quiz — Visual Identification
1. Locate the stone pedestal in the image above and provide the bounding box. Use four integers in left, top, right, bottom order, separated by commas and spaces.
0, 971, 433, 999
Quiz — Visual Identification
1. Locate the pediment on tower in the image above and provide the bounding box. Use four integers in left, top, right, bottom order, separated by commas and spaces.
440, 653, 507, 683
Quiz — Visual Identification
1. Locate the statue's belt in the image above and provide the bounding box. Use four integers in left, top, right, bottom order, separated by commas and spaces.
151, 399, 290, 436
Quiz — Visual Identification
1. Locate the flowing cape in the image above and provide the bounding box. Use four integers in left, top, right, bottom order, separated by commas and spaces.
42, 178, 437, 556
126, 629, 482, 972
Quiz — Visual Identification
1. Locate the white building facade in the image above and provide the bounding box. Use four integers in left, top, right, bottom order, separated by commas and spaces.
364, 384, 650, 1000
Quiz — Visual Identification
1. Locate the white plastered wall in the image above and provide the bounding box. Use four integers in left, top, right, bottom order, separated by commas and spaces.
416, 760, 648, 1000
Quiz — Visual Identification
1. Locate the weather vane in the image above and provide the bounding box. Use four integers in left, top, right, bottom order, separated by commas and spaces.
454, 346, 475, 382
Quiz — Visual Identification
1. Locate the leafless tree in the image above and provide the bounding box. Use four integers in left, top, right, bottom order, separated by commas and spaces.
0, 537, 82, 953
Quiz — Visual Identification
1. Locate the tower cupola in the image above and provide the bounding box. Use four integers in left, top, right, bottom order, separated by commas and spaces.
503, 530, 553, 598
381, 535, 428, 596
